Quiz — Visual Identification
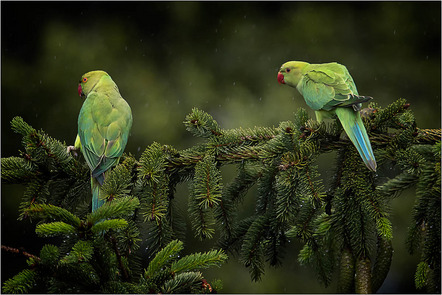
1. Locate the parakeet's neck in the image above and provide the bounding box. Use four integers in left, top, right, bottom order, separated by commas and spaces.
91, 76, 119, 96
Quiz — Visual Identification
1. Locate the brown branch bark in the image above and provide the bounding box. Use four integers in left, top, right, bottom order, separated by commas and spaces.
1, 245, 40, 261
109, 235, 129, 281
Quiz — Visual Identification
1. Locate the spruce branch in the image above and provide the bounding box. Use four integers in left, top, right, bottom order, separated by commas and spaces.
1, 156, 37, 184
25, 203, 82, 227
2, 269, 37, 294
145, 239, 184, 279
240, 214, 270, 281
170, 249, 228, 273
184, 107, 222, 138
61, 240, 93, 264
89, 196, 140, 224
161, 271, 204, 293
415, 261, 430, 290
2, 98, 440, 293
36, 221, 76, 237
166, 103, 440, 168
91, 219, 128, 234
188, 153, 223, 239
215, 162, 260, 240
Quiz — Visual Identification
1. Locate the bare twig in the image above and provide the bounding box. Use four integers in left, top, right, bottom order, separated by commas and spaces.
1, 245, 40, 261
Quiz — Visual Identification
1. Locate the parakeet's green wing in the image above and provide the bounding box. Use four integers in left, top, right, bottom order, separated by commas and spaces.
297, 67, 357, 111
78, 92, 131, 183
297, 62, 370, 111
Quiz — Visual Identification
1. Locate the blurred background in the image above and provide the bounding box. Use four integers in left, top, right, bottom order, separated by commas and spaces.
1, 2, 440, 293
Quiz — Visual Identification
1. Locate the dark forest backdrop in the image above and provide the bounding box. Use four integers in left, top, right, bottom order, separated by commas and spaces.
2, 1, 440, 293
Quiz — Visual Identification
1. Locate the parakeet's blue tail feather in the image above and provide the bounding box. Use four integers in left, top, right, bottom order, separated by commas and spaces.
335, 108, 377, 172
91, 177, 105, 212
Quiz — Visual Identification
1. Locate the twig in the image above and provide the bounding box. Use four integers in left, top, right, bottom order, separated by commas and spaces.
1, 245, 40, 261
109, 235, 129, 281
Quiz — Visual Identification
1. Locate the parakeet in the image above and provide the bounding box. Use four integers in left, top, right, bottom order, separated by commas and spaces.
277, 61, 376, 171
69, 70, 133, 211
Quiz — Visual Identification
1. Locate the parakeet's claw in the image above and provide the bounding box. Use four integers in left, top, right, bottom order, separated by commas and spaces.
66, 145, 78, 157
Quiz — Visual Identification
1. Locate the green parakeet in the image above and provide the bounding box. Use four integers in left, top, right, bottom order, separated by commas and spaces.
70, 70, 133, 211
277, 61, 376, 171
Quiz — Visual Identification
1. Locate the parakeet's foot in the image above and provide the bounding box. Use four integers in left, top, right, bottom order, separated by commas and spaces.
66, 145, 79, 157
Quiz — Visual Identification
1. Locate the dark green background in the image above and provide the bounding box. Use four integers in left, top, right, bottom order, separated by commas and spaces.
2, 2, 440, 293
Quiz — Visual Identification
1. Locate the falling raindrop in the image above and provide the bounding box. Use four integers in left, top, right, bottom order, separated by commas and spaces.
137, 147, 141, 152
233, 82, 236, 86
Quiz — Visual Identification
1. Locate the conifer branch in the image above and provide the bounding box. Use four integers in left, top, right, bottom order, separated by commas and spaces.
144, 239, 183, 278
161, 127, 440, 171
2, 269, 37, 294
2, 98, 440, 293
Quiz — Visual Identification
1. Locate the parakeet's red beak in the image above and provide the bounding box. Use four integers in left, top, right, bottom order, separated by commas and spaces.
78, 84, 83, 97
277, 72, 285, 84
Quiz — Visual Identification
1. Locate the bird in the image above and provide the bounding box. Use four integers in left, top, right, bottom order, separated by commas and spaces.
67, 70, 133, 211
277, 61, 376, 171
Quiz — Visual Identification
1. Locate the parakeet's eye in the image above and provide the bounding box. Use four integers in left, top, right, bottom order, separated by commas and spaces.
285, 68, 291, 73
82, 77, 88, 83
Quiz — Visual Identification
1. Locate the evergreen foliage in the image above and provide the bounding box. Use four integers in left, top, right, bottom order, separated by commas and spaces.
2, 98, 440, 293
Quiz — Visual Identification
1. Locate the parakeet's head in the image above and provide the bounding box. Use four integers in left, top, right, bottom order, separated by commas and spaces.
78, 70, 109, 98
277, 61, 309, 87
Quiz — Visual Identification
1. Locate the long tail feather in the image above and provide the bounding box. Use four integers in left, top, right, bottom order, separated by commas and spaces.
335, 108, 377, 172
91, 177, 105, 212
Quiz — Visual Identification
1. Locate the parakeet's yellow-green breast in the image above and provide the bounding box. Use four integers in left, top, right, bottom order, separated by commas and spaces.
277, 61, 376, 171
77, 70, 133, 211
